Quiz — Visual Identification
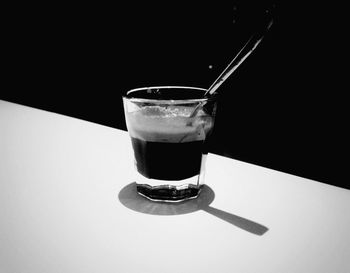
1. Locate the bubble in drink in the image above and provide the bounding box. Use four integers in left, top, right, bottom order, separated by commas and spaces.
126, 105, 213, 143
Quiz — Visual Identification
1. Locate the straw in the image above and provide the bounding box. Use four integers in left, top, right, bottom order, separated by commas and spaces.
204, 9, 274, 97
187, 7, 274, 120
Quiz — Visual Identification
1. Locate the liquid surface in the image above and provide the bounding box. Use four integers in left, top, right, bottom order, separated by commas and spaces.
125, 105, 213, 143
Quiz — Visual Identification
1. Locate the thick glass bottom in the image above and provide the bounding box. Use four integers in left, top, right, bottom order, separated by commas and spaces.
136, 183, 202, 202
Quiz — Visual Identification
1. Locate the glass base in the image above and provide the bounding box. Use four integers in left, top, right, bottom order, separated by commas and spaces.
136, 183, 202, 202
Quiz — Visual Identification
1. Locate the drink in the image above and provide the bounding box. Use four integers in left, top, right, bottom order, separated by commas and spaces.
130, 137, 203, 180
123, 87, 217, 201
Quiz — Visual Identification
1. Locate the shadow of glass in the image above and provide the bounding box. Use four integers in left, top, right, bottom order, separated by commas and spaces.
118, 183, 269, 236
202, 206, 268, 235
118, 182, 214, 215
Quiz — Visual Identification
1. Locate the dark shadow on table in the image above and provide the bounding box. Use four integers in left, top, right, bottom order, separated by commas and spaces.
118, 182, 269, 236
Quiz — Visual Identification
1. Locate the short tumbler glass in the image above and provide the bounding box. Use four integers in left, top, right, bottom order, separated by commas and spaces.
122, 86, 217, 202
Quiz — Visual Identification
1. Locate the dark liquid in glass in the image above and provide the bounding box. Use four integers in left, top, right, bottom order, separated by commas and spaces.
131, 137, 204, 181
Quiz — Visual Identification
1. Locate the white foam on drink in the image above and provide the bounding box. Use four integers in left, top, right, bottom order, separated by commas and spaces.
126, 105, 213, 143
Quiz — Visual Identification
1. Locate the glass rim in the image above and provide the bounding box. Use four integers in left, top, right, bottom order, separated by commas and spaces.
122, 86, 216, 104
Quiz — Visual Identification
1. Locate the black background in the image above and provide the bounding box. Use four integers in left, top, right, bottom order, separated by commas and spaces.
1, 2, 348, 189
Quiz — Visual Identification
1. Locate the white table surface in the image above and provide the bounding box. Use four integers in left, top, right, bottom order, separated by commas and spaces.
1, 100, 349, 273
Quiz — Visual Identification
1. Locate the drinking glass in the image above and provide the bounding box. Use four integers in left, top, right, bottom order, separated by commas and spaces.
123, 86, 217, 202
